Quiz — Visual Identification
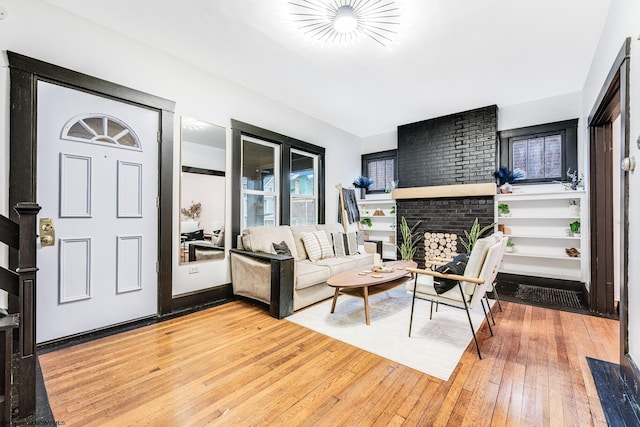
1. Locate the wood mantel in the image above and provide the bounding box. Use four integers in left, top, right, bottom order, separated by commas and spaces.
391, 183, 496, 199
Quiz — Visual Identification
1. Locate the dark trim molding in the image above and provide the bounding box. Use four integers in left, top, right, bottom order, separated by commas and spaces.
6, 51, 176, 316
498, 119, 578, 184
229, 119, 326, 248
588, 38, 637, 403
181, 166, 225, 176
361, 149, 398, 194
170, 284, 233, 312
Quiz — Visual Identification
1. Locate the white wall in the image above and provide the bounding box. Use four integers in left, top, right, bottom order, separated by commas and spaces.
498, 92, 582, 131
581, 0, 640, 361
0, 0, 361, 297
361, 130, 397, 154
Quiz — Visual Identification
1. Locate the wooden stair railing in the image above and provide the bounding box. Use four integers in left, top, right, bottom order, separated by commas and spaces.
0, 202, 41, 419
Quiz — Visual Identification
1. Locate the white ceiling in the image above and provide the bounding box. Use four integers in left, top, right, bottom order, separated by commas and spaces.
45, 0, 612, 137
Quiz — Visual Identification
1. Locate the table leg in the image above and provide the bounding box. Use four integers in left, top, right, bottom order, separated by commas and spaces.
363, 286, 370, 325
330, 287, 340, 313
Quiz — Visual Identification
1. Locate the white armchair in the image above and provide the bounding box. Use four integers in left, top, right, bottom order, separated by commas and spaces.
406, 234, 507, 359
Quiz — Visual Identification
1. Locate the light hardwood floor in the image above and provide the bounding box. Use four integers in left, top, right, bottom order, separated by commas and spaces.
39, 299, 618, 426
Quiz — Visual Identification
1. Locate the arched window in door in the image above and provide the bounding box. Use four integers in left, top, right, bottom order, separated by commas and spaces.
61, 113, 142, 150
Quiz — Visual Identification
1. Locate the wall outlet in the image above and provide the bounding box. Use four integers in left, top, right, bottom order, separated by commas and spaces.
188, 266, 199, 274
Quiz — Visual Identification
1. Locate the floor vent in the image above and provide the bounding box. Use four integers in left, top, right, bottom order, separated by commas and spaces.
514, 284, 583, 309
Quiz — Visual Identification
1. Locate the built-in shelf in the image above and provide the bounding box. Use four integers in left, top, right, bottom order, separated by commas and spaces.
496, 188, 587, 284
358, 194, 397, 260
503, 252, 581, 261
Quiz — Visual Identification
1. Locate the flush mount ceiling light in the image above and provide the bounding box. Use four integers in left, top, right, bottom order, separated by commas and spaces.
289, 0, 400, 47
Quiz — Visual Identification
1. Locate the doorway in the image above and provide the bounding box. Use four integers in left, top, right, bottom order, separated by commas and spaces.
8, 52, 176, 343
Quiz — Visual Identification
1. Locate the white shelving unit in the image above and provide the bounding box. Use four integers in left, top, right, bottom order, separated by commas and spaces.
495, 189, 587, 283
357, 194, 397, 260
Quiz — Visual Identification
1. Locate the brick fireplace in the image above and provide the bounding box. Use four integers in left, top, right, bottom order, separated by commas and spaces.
394, 105, 498, 267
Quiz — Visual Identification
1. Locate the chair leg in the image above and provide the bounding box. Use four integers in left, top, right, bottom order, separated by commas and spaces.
459, 283, 482, 359
481, 299, 494, 337
492, 284, 503, 312
409, 278, 418, 337
484, 294, 496, 325
429, 301, 434, 320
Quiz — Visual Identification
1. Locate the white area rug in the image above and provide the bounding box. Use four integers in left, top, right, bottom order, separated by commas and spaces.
286, 285, 492, 381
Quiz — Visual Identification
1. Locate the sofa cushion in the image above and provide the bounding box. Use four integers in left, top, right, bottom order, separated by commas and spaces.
347, 252, 374, 268
295, 260, 331, 290
301, 230, 335, 262
290, 226, 317, 261
241, 226, 298, 259
315, 223, 344, 240
332, 231, 358, 257
315, 256, 356, 276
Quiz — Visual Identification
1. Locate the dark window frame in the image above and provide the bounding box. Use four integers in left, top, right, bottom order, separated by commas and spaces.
230, 120, 325, 246
361, 149, 398, 193
498, 119, 578, 184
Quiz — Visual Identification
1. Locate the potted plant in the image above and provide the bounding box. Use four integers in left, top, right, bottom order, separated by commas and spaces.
353, 176, 374, 199
360, 217, 372, 228
505, 240, 515, 253
570, 220, 581, 237
498, 203, 511, 217
181, 201, 202, 224
494, 166, 525, 193
460, 218, 496, 253
396, 217, 423, 261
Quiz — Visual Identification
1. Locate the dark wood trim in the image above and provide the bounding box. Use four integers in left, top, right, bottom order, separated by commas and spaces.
7, 52, 176, 338
361, 149, 398, 194
498, 119, 578, 184
588, 38, 637, 402
229, 120, 326, 233
0, 215, 19, 249
7, 52, 175, 111
170, 284, 233, 312
231, 128, 242, 248
158, 109, 175, 315
181, 166, 225, 176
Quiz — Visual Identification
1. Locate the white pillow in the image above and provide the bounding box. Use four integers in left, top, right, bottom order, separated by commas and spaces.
301, 230, 335, 262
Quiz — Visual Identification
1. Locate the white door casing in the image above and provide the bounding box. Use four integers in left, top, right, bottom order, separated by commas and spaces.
36, 81, 159, 343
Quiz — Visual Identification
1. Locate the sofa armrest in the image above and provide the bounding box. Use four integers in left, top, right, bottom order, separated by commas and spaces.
230, 249, 294, 319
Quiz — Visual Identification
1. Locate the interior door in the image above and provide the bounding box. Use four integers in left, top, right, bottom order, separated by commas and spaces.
36, 81, 160, 343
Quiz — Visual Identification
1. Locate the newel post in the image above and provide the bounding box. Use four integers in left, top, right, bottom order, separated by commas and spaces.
14, 202, 40, 417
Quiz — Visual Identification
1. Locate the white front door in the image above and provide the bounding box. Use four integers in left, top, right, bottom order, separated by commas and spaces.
36, 81, 160, 343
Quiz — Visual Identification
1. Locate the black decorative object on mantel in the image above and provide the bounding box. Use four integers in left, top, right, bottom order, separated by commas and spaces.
353, 176, 374, 199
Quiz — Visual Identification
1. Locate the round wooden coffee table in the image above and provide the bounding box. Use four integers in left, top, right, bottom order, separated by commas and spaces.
327, 260, 417, 325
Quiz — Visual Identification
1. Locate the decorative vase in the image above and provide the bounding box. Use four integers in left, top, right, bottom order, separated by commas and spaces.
499, 183, 512, 194
505, 246, 513, 253
360, 188, 366, 199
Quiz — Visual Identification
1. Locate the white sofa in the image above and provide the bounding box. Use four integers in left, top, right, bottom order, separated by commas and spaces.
230, 223, 380, 318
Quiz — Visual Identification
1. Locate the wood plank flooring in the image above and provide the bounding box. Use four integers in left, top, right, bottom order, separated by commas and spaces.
38, 300, 618, 426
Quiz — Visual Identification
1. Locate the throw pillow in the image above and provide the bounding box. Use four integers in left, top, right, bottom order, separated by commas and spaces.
433, 253, 469, 294
301, 230, 334, 262
272, 240, 292, 256
332, 232, 359, 257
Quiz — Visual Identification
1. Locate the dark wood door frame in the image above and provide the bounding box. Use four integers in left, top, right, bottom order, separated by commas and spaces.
7, 51, 176, 318
588, 37, 639, 401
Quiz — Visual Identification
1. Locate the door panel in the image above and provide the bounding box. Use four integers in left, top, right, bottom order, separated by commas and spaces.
36, 81, 159, 343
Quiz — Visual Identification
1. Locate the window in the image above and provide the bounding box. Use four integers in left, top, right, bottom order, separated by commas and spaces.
231, 120, 326, 236
362, 150, 397, 192
290, 150, 318, 226
241, 136, 280, 228
62, 113, 141, 150
499, 119, 577, 184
